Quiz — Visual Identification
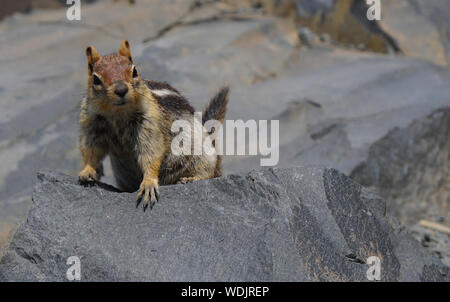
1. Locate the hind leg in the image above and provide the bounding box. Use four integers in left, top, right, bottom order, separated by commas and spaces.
177, 176, 202, 184
162, 153, 217, 185
176, 163, 216, 184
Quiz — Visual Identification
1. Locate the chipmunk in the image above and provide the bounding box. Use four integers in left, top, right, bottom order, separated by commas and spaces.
79, 40, 229, 211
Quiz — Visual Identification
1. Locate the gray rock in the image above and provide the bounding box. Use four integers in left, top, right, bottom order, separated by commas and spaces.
0, 168, 448, 281
378, 0, 450, 66
351, 108, 450, 266
297, 25, 318, 46
410, 224, 450, 267
293, 0, 450, 66
351, 108, 450, 227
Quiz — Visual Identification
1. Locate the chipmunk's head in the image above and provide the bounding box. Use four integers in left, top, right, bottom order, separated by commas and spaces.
86, 40, 142, 111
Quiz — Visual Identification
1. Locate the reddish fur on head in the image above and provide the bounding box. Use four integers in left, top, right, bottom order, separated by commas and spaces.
92, 55, 133, 87
86, 40, 142, 113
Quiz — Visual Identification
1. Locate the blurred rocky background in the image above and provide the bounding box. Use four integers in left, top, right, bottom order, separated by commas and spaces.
0, 0, 449, 266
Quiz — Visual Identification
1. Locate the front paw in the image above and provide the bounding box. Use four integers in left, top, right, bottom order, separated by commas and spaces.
136, 178, 160, 211
78, 166, 98, 185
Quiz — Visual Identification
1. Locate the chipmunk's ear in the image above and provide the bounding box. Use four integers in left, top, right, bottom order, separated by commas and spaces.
86, 46, 100, 74
119, 40, 133, 63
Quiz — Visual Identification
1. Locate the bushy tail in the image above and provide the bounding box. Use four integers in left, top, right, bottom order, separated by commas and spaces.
202, 87, 230, 124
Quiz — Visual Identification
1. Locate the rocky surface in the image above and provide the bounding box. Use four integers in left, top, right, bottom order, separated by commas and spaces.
0, 168, 448, 281
351, 108, 450, 265
286, 0, 450, 65
351, 108, 450, 227
0, 0, 449, 270
377, 0, 450, 66
410, 223, 450, 267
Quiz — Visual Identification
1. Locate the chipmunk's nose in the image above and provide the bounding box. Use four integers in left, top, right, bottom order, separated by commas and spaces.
114, 82, 128, 98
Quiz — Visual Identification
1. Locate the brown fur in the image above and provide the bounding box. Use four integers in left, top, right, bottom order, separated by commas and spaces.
79, 40, 229, 211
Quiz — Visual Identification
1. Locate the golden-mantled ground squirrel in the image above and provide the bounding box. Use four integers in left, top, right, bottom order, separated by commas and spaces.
79, 40, 229, 211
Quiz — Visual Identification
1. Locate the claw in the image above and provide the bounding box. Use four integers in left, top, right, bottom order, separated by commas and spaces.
136, 178, 159, 212
142, 187, 150, 211
78, 176, 96, 186
155, 187, 160, 201
136, 188, 143, 208
136, 196, 142, 208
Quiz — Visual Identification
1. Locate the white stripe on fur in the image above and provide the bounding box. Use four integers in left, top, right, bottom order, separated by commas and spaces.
151, 89, 178, 97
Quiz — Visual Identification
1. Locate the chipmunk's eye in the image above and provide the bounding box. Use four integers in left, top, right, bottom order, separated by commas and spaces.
132, 65, 138, 78
93, 74, 102, 86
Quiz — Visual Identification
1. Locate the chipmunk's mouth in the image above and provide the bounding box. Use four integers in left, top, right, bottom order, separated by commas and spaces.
113, 99, 128, 106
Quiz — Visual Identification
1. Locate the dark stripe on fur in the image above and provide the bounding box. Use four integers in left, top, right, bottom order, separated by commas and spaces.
145, 80, 181, 94
144, 80, 194, 115
153, 93, 195, 115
